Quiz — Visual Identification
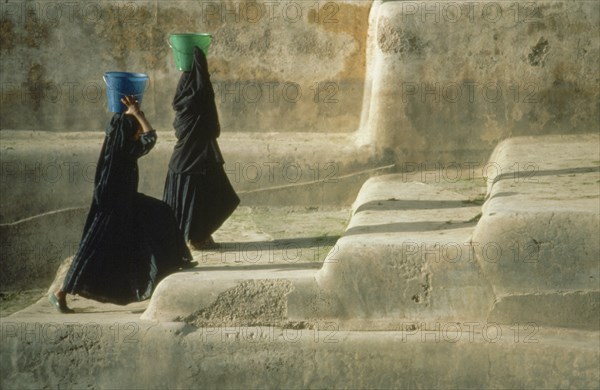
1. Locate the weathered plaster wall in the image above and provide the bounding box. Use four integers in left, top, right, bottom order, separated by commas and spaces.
2, 0, 598, 159
360, 0, 600, 163
2, 0, 599, 294
0, 0, 370, 132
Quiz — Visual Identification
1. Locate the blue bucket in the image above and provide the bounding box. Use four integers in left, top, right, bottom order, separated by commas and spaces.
103, 72, 149, 113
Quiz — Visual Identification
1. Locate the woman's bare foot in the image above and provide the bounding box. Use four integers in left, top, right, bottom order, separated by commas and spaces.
48, 290, 74, 314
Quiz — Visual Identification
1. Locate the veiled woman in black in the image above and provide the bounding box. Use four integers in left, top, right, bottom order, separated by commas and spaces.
49, 96, 194, 313
163, 47, 239, 250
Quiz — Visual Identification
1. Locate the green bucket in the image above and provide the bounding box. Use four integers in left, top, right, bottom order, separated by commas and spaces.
168, 33, 212, 71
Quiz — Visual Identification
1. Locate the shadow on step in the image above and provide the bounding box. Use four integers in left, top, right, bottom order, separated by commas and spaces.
355, 199, 481, 213
180, 262, 322, 272
492, 166, 600, 184
213, 236, 341, 251
345, 220, 477, 235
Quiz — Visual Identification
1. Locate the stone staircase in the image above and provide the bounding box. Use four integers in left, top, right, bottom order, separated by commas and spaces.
2, 134, 598, 388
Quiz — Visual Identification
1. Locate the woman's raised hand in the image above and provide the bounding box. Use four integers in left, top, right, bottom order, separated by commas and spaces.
121, 95, 142, 117
121, 95, 153, 134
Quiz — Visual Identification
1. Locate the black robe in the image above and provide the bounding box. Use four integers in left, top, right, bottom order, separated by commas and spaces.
163, 47, 239, 243
63, 114, 192, 305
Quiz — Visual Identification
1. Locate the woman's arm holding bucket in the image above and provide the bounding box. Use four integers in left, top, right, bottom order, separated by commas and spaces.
121, 95, 157, 156
121, 95, 153, 134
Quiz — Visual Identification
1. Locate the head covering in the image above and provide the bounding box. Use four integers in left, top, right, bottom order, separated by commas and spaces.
168, 47, 223, 173
172, 47, 220, 139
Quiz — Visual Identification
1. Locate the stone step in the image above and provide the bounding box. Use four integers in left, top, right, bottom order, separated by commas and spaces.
473, 134, 599, 329
142, 177, 491, 327
309, 178, 492, 326
140, 264, 320, 323
1, 317, 597, 389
